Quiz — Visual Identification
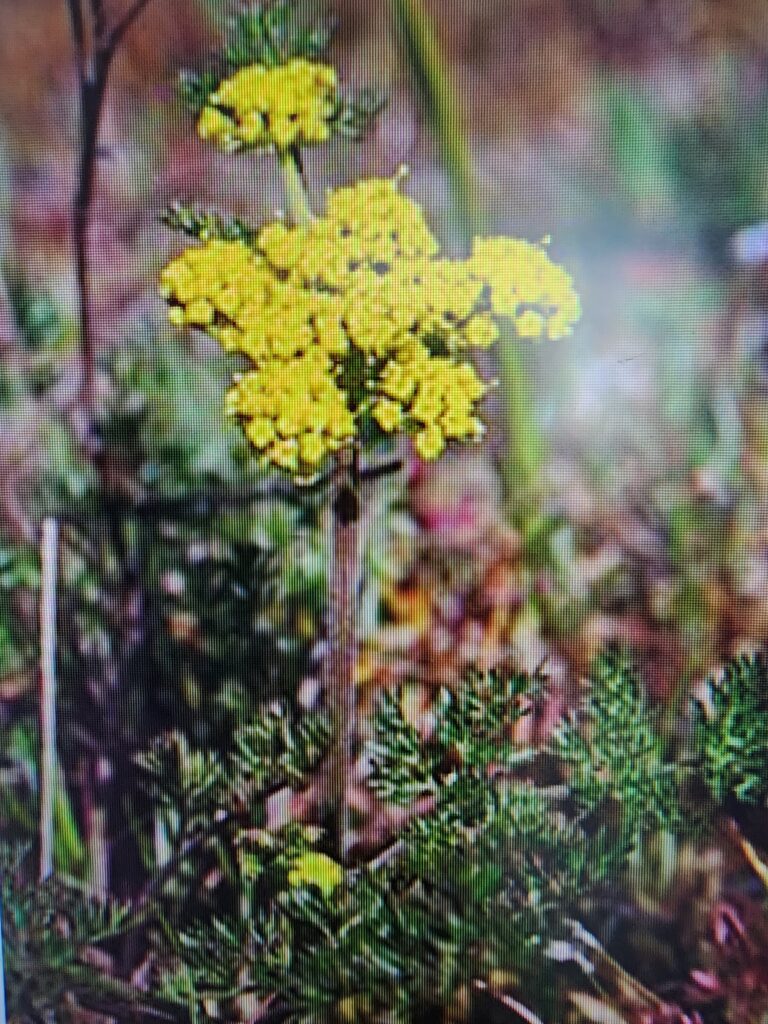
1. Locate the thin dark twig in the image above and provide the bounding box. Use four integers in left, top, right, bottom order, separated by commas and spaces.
359, 457, 403, 484
62, 0, 166, 916
53, 481, 325, 529
72, 49, 109, 427
109, 0, 159, 49
363, 838, 404, 871
88, 0, 107, 42
65, 0, 88, 82
130, 810, 237, 920
73, 983, 186, 1024
132, 480, 325, 515
66, 0, 160, 427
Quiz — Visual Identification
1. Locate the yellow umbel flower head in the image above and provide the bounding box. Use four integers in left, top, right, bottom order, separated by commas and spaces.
160, 175, 580, 479
197, 59, 338, 153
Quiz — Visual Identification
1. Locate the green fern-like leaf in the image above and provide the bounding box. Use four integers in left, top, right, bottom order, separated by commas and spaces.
161, 202, 260, 244
231, 704, 332, 793
135, 730, 224, 816
368, 663, 538, 808
332, 87, 387, 141
434, 662, 539, 771
367, 689, 438, 806
225, 1, 335, 69
1, 853, 140, 1023
694, 649, 768, 806
179, 66, 222, 112
551, 644, 683, 846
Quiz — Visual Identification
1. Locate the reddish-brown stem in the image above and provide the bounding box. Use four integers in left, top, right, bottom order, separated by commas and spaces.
73, 52, 111, 427
65, 0, 159, 431
109, 0, 157, 50
275, 147, 362, 861
322, 443, 361, 860
62, 0, 160, 900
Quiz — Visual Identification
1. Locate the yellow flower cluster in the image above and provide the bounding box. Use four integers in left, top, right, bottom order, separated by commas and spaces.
225, 353, 355, 471
160, 176, 580, 477
287, 851, 343, 898
374, 341, 487, 459
197, 59, 338, 152
159, 238, 355, 475
470, 237, 581, 341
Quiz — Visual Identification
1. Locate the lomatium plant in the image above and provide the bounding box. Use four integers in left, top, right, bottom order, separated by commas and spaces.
158, 0, 579, 862
4, 5, 768, 1024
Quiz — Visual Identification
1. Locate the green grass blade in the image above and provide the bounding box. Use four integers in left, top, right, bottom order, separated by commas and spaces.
53, 764, 88, 875
389, 0, 546, 513
388, 0, 477, 238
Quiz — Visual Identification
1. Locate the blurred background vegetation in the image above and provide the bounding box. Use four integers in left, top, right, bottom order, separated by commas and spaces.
3, 0, 768, 1020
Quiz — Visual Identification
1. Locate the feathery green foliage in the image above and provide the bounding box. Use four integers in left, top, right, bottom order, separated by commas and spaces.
6, 638, 768, 1022
231, 703, 332, 791
143, 653, 723, 1024
552, 644, 686, 845
1, 846, 137, 1022
160, 202, 261, 245
368, 663, 539, 808
694, 649, 768, 805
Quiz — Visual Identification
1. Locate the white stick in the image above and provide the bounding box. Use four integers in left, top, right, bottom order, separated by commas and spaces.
0, 890, 7, 1024
473, 982, 545, 1024
39, 517, 59, 882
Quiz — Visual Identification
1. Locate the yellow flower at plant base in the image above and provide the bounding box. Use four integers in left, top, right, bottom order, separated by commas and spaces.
196, 59, 338, 152
288, 851, 344, 898
159, 175, 580, 479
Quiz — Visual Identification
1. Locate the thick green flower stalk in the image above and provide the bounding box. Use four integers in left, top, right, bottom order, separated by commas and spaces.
159, 6, 579, 857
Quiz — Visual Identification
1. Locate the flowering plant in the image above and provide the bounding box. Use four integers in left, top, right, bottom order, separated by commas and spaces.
160, 43, 579, 480
158, 0, 580, 870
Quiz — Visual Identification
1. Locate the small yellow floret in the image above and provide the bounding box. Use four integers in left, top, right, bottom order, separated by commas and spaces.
245, 418, 276, 448
414, 425, 445, 460
197, 105, 237, 147
184, 298, 215, 327
288, 852, 343, 898
372, 398, 403, 432
515, 309, 545, 339
411, 391, 442, 425
299, 432, 326, 465
470, 236, 580, 341
464, 313, 499, 349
